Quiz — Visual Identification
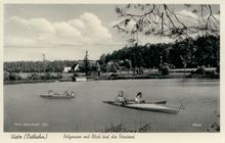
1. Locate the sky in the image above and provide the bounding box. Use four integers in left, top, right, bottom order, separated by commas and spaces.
4, 4, 220, 61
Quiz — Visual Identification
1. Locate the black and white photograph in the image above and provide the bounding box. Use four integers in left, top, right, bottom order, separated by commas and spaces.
3, 3, 220, 133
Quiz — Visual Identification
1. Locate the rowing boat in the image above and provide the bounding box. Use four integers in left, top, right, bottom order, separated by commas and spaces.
40, 94, 75, 99
103, 100, 181, 114
40, 90, 75, 99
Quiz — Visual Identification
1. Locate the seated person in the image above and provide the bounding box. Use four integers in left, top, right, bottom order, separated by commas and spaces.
71, 91, 75, 97
48, 90, 54, 96
64, 91, 69, 96
115, 91, 127, 105
135, 91, 145, 103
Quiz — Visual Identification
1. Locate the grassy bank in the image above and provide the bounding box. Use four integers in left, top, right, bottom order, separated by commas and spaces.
4, 67, 219, 85
4, 74, 219, 85
100, 72, 219, 80
4, 79, 60, 85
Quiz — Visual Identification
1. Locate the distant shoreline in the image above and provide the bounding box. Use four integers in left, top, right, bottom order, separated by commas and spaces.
4, 73, 219, 85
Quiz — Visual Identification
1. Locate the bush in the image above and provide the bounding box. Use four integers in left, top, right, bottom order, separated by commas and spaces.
216, 65, 220, 73
73, 73, 79, 77
110, 73, 118, 78
28, 73, 41, 80
41, 72, 56, 80
57, 73, 63, 79
161, 66, 170, 75
159, 64, 170, 75
195, 66, 206, 74
6, 72, 22, 81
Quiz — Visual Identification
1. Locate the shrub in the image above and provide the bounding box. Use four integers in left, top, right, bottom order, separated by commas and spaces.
7, 72, 22, 81
28, 73, 41, 80
159, 64, 170, 75
41, 72, 55, 80
216, 65, 220, 73
161, 66, 170, 75
195, 66, 206, 74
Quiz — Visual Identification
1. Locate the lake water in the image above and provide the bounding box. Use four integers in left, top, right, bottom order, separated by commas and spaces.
4, 79, 219, 132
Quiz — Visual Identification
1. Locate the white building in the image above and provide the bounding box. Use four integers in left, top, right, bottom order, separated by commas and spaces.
63, 67, 71, 73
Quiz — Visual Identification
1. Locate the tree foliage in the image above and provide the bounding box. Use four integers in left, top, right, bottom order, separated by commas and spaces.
4, 60, 78, 73
114, 4, 219, 44
100, 35, 219, 69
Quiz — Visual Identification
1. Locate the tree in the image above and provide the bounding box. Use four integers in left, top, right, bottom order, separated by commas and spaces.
84, 50, 90, 76
96, 62, 101, 76
99, 54, 106, 65
193, 35, 219, 67
114, 4, 220, 71
98, 35, 219, 69
114, 4, 219, 44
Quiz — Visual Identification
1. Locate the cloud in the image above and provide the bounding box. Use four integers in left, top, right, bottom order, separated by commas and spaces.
4, 13, 119, 61
5, 36, 37, 46
54, 22, 81, 38
112, 9, 219, 38
213, 14, 220, 21
78, 12, 112, 41
175, 10, 199, 27
80, 12, 102, 26
176, 10, 198, 19
5, 13, 113, 47
7, 16, 29, 26
29, 18, 55, 34
69, 19, 86, 29
175, 10, 219, 31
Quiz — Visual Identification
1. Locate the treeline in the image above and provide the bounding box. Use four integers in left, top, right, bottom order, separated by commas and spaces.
4, 60, 78, 73
99, 35, 219, 69
4, 35, 219, 74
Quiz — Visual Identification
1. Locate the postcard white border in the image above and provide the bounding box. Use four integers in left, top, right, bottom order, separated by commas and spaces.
0, 0, 224, 143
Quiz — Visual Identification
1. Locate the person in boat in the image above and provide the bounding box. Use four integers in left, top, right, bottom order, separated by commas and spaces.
115, 91, 127, 105
64, 91, 69, 96
48, 90, 54, 96
71, 91, 75, 97
135, 91, 145, 103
